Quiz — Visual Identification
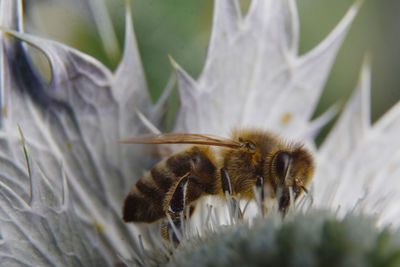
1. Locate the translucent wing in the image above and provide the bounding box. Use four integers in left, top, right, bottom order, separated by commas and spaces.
120, 133, 242, 149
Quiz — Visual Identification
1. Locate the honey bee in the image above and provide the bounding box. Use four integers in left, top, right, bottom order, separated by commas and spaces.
121, 129, 314, 242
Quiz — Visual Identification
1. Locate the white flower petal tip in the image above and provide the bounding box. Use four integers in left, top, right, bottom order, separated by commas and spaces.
358, 53, 372, 130
151, 73, 176, 119
206, 0, 242, 57
168, 53, 195, 86
168, 53, 199, 107
173, 0, 360, 139
314, 54, 400, 227
319, 54, 371, 154
303, 104, 341, 140
114, 0, 149, 103
313, 59, 372, 208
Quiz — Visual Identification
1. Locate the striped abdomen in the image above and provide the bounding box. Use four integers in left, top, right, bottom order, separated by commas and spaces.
122, 146, 219, 223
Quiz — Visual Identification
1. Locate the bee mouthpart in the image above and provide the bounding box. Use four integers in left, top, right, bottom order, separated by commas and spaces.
277, 191, 289, 215
278, 185, 297, 216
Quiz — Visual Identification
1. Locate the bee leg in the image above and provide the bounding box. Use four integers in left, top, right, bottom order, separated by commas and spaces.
163, 174, 190, 246
220, 168, 243, 219
256, 176, 265, 216
221, 168, 233, 195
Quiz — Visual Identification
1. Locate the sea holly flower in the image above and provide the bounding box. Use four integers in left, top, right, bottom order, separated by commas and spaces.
1, 0, 400, 266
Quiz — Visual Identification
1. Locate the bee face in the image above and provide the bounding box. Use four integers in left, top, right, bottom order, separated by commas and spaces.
268, 146, 314, 213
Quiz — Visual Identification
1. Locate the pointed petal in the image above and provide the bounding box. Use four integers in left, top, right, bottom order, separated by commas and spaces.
114, 0, 152, 136
205, 0, 241, 62
174, 0, 357, 139
2, 21, 147, 261
303, 103, 340, 139
320, 55, 371, 157
170, 56, 207, 132
1, 0, 156, 262
245, 0, 299, 57
262, 1, 360, 135
313, 57, 375, 213
174, 0, 302, 134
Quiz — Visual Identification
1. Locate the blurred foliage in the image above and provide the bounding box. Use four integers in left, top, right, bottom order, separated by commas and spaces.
23, 0, 400, 133
298, 0, 400, 124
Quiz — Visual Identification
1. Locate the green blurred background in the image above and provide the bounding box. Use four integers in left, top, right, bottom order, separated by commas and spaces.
23, 0, 400, 137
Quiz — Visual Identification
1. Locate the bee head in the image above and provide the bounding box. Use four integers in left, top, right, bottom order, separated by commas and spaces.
270, 146, 314, 214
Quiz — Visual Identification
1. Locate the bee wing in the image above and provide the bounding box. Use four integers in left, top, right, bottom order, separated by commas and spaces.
119, 133, 242, 149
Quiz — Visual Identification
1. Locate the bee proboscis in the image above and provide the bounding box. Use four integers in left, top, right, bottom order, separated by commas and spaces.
121, 129, 314, 243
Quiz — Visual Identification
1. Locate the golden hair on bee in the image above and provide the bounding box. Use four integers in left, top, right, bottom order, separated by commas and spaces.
120, 129, 314, 243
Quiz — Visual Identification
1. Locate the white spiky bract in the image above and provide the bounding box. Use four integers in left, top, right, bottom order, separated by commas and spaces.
315, 57, 400, 227
172, 0, 359, 140
1, 0, 400, 266
0, 0, 155, 265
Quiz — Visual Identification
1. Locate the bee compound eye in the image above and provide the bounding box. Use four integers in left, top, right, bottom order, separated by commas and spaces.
274, 152, 290, 182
